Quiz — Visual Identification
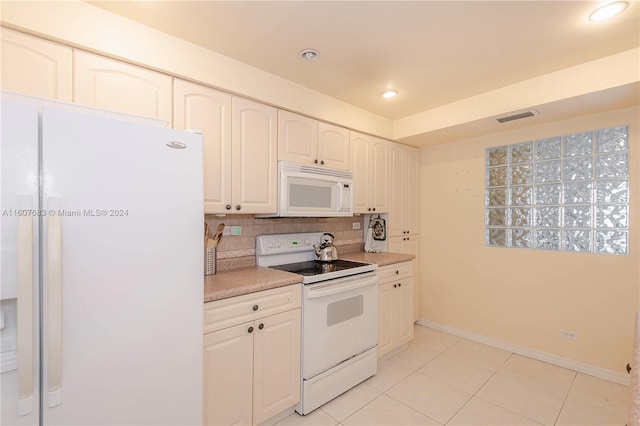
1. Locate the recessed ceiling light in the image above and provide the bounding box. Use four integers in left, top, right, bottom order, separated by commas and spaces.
589, 1, 628, 21
382, 90, 398, 99
300, 49, 319, 60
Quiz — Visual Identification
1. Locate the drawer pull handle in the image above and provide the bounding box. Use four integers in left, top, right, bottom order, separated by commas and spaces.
258, 323, 264, 330
248, 326, 254, 333
252, 304, 259, 311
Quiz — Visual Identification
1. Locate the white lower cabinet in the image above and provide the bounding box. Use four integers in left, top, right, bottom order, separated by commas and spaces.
203, 285, 301, 426
377, 262, 414, 358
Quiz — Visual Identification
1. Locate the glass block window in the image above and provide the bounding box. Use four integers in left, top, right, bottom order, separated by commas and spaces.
485, 125, 629, 255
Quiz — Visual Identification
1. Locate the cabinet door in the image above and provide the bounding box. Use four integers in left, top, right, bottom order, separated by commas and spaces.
395, 278, 415, 346
318, 122, 350, 171
1, 28, 72, 101
388, 143, 406, 237
74, 51, 172, 125
232, 97, 277, 214
350, 132, 370, 214
253, 309, 301, 425
405, 146, 420, 234
377, 282, 395, 357
174, 79, 232, 214
370, 137, 389, 213
278, 110, 317, 165
203, 323, 254, 426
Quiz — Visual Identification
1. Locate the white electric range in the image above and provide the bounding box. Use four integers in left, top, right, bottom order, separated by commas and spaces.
256, 233, 379, 415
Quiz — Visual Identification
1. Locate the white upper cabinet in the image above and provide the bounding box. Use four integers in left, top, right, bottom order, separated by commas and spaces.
174, 81, 276, 215
74, 50, 173, 125
278, 110, 317, 164
1, 28, 72, 101
350, 131, 389, 214
278, 110, 350, 170
232, 97, 278, 214
389, 144, 419, 236
173, 79, 232, 214
317, 122, 350, 170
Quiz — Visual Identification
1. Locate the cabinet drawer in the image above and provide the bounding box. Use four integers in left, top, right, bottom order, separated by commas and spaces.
377, 261, 413, 283
204, 284, 301, 334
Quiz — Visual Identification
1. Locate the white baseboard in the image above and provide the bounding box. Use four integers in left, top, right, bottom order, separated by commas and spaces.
416, 318, 630, 386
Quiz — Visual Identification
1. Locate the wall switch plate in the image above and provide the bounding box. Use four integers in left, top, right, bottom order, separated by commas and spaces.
352, 222, 361, 230
230, 225, 242, 235
560, 329, 578, 340
222, 227, 231, 236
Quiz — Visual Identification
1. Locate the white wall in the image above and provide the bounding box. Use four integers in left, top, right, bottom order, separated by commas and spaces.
419, 106, 639, 377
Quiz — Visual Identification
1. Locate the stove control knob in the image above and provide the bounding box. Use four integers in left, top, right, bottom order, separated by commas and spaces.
276, 241, 281, 247
305, 239, 311, 245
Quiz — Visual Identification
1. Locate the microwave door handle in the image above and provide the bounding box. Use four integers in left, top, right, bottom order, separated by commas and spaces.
306, 275, 378, 299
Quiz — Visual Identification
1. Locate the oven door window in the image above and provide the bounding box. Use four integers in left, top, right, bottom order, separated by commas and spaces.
327, 295, 363, 326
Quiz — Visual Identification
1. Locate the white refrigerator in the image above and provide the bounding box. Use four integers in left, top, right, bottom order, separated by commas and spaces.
1, 94, 204, 425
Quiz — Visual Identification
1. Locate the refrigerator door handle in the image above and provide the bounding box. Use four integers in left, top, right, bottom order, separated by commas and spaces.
17, 213, 34, 415
47, 210, 63, 407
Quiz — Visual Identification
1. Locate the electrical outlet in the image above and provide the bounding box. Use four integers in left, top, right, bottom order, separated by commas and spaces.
222, 227, 231, 236
560, 329, 578, 340
352, 222, 361, 230
230, 225, 242, 236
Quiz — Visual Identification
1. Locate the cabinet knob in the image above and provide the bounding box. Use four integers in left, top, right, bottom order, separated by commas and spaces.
235, 205, 241, 211
258, 323, 264, 330
248, 326, 254, 333
372, 208, 376, 212
393, 284, 397, 288
252, 304, 259, 311
225, 204, 231, 210
314, 159, 319, 164
368, 208, 372, 212
320, 160, 325, 165
398, 283, 402, 287
395, 270, 399, 275
407, 237, 410, 241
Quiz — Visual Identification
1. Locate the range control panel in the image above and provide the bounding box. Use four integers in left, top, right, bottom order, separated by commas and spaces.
255, 232, 322, 256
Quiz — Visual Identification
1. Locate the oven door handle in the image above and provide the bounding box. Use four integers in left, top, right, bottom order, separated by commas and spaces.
305, 274, 378, 299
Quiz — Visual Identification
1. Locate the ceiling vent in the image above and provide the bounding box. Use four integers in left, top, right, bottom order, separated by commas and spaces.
496, 109, 539, 123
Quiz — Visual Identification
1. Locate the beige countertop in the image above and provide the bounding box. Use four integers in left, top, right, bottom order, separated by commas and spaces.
204, 266, 303, 303
340, 251, 415, 266
204, 251, 413, 303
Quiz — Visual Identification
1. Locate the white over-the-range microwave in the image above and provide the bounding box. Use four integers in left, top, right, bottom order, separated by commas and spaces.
258, 161, 353, 217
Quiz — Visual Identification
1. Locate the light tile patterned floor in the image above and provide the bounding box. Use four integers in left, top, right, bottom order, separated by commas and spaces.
276, 324, 630, 426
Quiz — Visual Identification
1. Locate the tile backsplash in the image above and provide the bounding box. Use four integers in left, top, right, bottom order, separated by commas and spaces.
204, 215, 365, 271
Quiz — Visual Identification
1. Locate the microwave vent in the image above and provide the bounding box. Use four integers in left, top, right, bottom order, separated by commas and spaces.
496, 109, 539, 123
279, 161, 352, 179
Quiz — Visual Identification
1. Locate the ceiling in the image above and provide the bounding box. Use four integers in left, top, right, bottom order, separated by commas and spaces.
88, 1, 639, 123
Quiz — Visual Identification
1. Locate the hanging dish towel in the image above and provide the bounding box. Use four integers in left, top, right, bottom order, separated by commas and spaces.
364, 217, 377, 252
371, 216, 386, 241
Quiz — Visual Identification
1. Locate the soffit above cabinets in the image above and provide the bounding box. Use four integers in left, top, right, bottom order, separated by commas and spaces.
88, 0, 639, 124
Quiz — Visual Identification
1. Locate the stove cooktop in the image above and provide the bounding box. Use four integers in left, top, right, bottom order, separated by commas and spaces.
271, 260, 368, 276
270, 259, 377, 284
255, 233, 378, 284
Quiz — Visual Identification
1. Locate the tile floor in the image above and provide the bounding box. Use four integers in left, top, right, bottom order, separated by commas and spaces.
276, 324, 630, 426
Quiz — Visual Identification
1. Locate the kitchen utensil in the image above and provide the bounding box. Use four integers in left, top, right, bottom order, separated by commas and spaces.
211, 223, 225, 247
313, 232, 338, 262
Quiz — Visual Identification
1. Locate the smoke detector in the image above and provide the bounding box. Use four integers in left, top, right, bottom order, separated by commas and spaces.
300, 49, 319, 61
